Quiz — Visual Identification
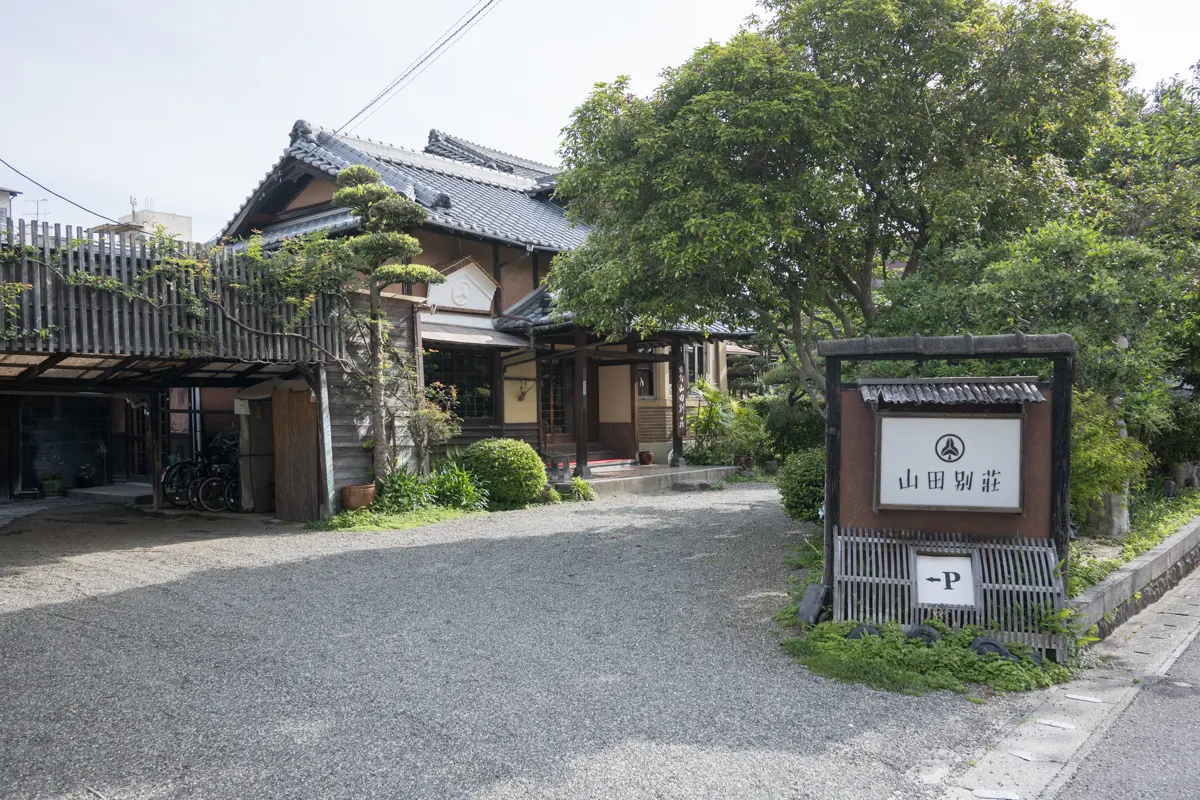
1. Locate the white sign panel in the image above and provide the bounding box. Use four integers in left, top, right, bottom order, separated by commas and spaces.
878, 415, 1022, 511
914, 554, 976, 607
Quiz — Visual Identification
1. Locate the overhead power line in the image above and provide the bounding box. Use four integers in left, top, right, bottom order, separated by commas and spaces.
336, 0, 508, 134
0, 155, 120, 225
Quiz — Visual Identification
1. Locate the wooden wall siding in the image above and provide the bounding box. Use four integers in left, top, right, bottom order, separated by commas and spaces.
0, 219, 344, 363
326, 364, 373, 508
272, 387, 321, 521
637, 405, 672, 443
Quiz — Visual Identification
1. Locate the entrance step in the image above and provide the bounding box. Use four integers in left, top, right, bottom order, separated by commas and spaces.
586, 465, 740, 496
67, 482, 154, 507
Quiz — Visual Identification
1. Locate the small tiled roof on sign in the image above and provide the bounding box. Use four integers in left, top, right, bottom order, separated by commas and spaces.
219, 120, 588, 251
857, 377, 1046, 407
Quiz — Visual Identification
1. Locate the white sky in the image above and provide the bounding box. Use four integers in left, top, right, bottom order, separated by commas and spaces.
0, 0, 1195, 239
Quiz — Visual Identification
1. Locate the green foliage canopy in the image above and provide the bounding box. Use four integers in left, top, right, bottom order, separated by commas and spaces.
549, 0, 1124, 395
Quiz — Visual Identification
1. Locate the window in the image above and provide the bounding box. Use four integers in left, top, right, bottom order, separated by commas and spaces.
424, 348, 495, 420
636, 362, 656, 399
686, 344, 708, 387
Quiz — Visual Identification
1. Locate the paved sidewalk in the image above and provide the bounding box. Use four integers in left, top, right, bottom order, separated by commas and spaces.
940, 566, 1200, 799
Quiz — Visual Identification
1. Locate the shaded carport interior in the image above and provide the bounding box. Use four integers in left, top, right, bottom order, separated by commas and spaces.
0, 351, 308, 512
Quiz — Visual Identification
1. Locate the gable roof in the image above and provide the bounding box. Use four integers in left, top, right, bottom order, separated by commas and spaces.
425, 129, 558, 180
219, 120, 587, 251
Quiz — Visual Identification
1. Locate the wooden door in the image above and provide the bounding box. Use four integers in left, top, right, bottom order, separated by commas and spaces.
272, 388, 320, 521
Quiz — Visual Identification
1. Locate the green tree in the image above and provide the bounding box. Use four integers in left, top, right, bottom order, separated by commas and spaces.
331, 165, 446, 479
875, 223, 1182, 432
549, 0, 1124, 399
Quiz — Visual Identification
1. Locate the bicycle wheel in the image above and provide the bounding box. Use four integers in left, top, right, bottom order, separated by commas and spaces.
198, 476, 228, 513
187, 474, 207, 510
224, 474, 240, 512
162, 462, 195, 508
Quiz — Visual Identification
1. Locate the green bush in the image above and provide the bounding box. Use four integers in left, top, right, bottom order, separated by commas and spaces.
777, 447, 825, 522
462, 438, 547, 509
1072, 388, 1151, 520
534, 484, 563, 505
566, 477, 597, 502
425, 463, 488, 511
728, 405, 769, 458
1152, 398, 1200, 466
745, 394, 824, 457
375, 466, 429, 513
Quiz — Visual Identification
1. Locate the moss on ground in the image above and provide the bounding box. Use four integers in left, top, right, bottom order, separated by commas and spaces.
308, 507, 481, 532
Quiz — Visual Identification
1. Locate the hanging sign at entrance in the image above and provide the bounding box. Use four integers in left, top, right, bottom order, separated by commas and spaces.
914, 553, 977, 608
877, 415, 1022, 511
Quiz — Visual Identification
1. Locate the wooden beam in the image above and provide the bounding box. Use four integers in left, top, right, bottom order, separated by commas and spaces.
145, 359, 207, 385
315, 362, 336, 520
573, 329, 589, 477
82, 354, 142, 387
492, 242, 503, 315
669, 341, 685, 467
822, 357, 842, 590
1050, 356, 1074, 574
17, 353, 68, 383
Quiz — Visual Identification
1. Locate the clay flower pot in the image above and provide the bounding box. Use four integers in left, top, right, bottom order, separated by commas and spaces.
638, 451, 654, 466
341, 483, 376, 510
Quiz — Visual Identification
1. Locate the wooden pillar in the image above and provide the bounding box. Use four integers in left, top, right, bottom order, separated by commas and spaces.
315, 363, 336, 519
150, 389, 164, 511
492, 243, 503, 315
531, 251, 540, 288
535, 352, 545, 455
822, 357, 841, 589
669, 339, 685, 467
496, 351, 507, 439
573, 329, 590, 476
1050, 356, 1075, 573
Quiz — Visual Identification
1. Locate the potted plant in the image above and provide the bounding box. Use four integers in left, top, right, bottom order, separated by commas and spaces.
76, 464, 98, 489
638, 450, 654, 466
40, 473, 65, 497
342, 483, 376, 510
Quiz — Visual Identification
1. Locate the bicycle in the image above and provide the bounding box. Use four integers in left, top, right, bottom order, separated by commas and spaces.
198, 462, 240, 513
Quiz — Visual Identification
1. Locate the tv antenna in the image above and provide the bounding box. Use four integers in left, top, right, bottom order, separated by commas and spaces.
25, 198, 50, 224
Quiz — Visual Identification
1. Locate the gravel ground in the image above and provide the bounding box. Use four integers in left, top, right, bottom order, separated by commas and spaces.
0, 485, 1029, 799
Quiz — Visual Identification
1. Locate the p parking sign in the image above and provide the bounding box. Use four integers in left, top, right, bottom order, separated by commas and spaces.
913, 552, 978, 609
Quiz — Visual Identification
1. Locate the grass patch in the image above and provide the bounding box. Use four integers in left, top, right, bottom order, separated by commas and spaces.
308, 507, 481, 532
1069, 488, 1200, 597
782, 621, 1071, 695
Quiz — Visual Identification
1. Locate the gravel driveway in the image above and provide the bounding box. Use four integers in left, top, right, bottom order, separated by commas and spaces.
0, 485, 1026, 799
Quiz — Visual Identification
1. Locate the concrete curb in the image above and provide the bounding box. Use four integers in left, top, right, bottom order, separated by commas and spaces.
589, 466, 739, 495
1071, 515, 1200, 634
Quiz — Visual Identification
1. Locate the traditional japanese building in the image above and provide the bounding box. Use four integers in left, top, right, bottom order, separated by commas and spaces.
218, 121, 751, 474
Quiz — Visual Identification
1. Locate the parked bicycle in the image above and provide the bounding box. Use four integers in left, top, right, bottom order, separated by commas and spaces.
160, 431, 241, 511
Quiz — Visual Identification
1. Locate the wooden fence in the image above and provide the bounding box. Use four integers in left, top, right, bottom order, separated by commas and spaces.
0, 218, 344, 363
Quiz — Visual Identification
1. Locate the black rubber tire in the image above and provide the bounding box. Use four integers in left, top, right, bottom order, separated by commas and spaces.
224, 477, 240, 512
187, 475, 207, 510
847, 624, 882, 640
970, 636, 1019, 663
198, 476, 228, 513
906, 624, 943, 647
162, 462, 194, 509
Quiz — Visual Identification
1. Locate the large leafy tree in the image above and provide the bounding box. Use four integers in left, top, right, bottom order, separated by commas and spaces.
549, 0, 1124, 398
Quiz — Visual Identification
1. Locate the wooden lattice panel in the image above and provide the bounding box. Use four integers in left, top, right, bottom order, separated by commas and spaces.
833, 527, 1068, 659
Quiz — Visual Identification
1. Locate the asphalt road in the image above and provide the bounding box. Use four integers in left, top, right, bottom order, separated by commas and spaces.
1057, 630, 1200, 800
0, 487, 1027, 799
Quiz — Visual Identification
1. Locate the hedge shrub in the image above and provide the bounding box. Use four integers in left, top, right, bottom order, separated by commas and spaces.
462, 438, 547, 509
777, 447, 824, 522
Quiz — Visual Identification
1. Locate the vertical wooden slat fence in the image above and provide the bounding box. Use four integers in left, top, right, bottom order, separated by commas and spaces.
0, 221, 342, 364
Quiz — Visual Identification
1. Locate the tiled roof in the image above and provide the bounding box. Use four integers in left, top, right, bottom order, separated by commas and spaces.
425, 129, 557, 179
857, 377, 1046, 407
495, 285, 753, 338
219, 120, 588, 251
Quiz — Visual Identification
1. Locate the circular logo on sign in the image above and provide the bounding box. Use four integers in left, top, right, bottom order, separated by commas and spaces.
451, 280, 471, 306
934, 433, 965, 463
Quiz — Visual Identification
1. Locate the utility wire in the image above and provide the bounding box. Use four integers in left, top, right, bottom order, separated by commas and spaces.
337, 0, 507, 134
0, 155, 120, 225
336, 0, 492, 132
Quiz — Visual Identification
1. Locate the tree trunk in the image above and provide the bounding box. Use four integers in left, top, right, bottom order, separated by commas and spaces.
369, 281, 387, 482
